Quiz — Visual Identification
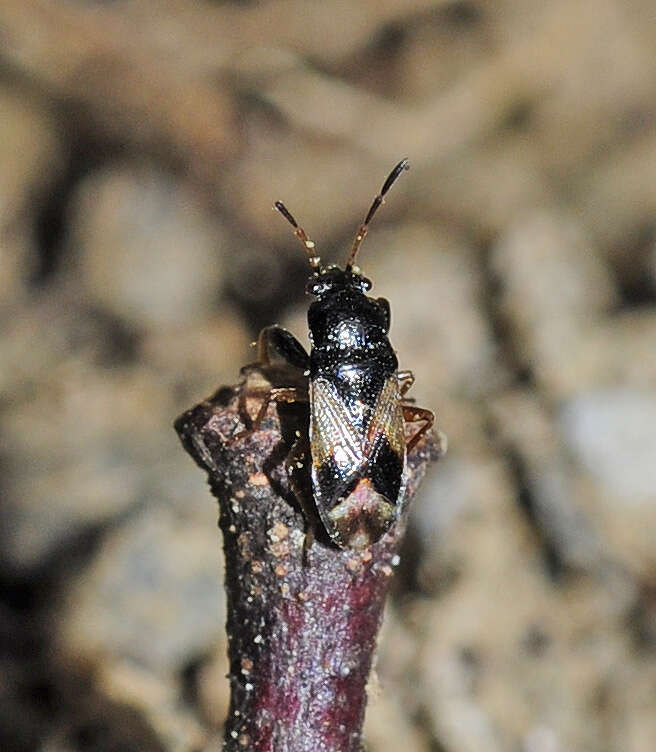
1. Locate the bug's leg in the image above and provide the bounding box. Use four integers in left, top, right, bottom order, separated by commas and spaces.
283, 435, 317, 562
255, 325, 310, 371
253, 387, 307, 432
397, 369, 417, 404
235, 325, 310, 439
402, 404, 435, 452
233, 386, 308, 440
397, 369, 415, 396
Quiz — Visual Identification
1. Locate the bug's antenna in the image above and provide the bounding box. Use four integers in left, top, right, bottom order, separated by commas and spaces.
274, 201, 321, 269
345, 158, 410, 271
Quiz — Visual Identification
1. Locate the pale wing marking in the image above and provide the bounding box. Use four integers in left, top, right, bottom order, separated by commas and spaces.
365, 375, 405, 459
310, 378, 364, 470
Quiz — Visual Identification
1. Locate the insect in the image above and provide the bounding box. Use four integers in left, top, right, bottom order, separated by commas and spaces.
238, 159, 434, 549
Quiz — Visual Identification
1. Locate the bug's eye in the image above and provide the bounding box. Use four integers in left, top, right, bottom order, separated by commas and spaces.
306, 279, 325, 295
359, 276, 372, 292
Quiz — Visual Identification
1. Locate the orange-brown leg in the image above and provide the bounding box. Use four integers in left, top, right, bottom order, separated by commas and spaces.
397, 370, 415, 399
235, 325, 310, 440
396, 371, 415, 404
402, 404, 434, 452
233, 386, 308, 441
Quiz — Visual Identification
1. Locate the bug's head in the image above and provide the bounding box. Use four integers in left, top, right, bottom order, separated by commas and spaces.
306, 266, 372, 297
274, 158, 409, 287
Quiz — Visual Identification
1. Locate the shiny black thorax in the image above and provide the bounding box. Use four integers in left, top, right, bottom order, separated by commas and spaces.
307, 268, 397, 413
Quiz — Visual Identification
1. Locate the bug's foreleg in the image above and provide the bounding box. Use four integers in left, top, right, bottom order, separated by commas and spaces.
255, 325, 310, 371
401, 404, 435, 452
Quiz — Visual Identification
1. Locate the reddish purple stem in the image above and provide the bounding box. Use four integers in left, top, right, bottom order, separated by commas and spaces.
175, 386, 443, 751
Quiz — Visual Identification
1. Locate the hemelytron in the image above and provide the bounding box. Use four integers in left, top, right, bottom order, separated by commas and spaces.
238, 159, 434, 550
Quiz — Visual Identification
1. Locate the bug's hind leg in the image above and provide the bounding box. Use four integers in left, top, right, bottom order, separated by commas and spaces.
283, 434, 318, 562
402, 404, 434, 452
233, 386, 308, 441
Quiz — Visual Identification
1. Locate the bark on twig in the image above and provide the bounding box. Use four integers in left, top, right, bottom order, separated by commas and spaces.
175, 382, 444, 752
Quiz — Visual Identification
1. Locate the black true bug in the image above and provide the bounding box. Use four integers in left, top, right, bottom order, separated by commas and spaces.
238, 159, 434, 549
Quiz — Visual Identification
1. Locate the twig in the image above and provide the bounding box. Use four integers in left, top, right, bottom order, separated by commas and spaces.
175, 381, 444, 751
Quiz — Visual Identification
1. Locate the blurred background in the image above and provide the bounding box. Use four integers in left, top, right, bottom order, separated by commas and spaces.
1, 1, 655, 750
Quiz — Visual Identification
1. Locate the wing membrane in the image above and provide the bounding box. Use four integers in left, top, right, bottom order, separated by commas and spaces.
310, 374, 405, 482
365, 375, 405, 460
310, 378, 363, 472
310, 374, 407, 547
